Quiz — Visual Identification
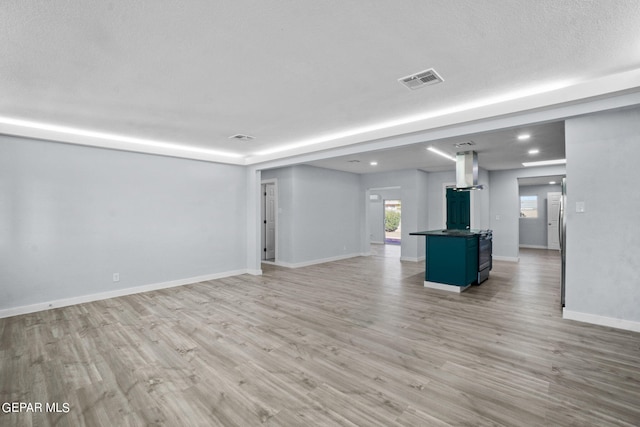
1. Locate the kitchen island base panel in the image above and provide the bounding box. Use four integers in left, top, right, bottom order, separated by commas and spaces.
424, 281, 471, 293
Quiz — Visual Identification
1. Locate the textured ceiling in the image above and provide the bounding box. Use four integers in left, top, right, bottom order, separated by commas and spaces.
2, 1, 640, 166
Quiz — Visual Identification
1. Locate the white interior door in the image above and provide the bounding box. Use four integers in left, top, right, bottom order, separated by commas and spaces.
547, 192, 561, 250
265, 183, 276, 259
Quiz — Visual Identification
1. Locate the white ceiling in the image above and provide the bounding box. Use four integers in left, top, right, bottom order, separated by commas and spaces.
2, 1, 640, 166
307, 121, 566, 173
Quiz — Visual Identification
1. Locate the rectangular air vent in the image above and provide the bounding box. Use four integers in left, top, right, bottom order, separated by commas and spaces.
398, 68, 444, 90
228, 134, 255, 141
454, 141, 476, 148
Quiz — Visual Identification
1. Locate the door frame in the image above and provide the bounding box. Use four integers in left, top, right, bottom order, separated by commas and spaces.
367, 186, 401, 245
383, 198, 402, 245
261, 178, 278, 263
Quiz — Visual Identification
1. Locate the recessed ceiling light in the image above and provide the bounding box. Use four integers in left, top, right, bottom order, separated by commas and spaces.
370, 161, 378, 166
522, 159, 566, 167
549, 181, 557, 185
427, 146, 456, 161
528, 149, 539, 154
518, 134, 531, 140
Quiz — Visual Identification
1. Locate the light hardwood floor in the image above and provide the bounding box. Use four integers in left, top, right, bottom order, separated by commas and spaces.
1, 248, 639, 426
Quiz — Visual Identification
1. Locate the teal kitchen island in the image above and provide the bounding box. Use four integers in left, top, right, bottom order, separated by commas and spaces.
409, 229, 492, 293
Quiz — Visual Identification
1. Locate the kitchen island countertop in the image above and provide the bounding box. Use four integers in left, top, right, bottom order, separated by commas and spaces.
409, 229, 484, 237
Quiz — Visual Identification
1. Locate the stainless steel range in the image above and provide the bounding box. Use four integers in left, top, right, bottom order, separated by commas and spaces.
478, 230, 492, 284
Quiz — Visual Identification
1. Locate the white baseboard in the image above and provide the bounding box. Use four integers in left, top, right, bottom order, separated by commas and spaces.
275, 252, 363, 269
370, 241, 384, 245
0, 269, 249, 319
519, 244, 548, 249
493, 255, 520, 262
246, 269, 263, 276
400, 256, 425, 262
562, 309, 640, 333
424, 281, 471, 293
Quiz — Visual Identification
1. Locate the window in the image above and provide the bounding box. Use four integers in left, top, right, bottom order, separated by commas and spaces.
520, 195, 538, 218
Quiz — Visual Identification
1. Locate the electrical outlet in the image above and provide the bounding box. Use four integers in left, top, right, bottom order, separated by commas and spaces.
113, 273, 120, 282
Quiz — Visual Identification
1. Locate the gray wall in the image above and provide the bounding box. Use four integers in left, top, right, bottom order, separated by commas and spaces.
476, 168, 491, 230
565, 107, 640, 323
489, 165, 567, 259
0, 135, 247, 310
261, 165, 362, 266
416, 170, 430, 254
518, 183, 562, 247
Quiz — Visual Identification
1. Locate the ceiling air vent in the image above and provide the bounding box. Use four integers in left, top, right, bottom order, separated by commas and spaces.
228, 134, 255, 141
454, 141, 476, 149
398, 68, 444, 90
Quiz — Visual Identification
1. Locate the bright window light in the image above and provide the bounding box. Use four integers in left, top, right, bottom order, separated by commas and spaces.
522, 159, 566, 167
520, 195, 538, 218
427, 146, 456, 161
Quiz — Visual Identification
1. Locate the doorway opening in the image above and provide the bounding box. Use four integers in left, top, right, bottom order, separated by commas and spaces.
517, 175, 564, 250
446, 187, 471, 230
517, 174, 566, 307
384, 199, 401, 245
441, 183, 476, 229
261, 181, 277, 262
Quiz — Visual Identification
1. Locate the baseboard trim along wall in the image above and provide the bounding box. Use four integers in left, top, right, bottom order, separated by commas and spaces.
0, 269, 251, 319
493, 256, 520, 262
275, 253, 364, 269
519, 244, 549, 250
400, 256, 425, 262
563, 309, 640, 333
